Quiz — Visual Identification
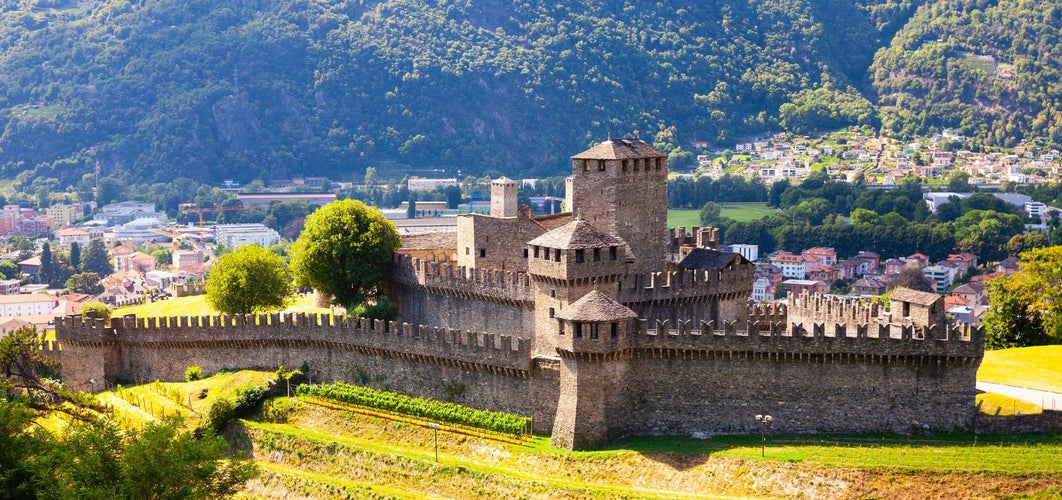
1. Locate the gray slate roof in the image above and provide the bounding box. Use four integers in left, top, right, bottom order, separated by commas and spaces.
889, 287, 941, 305
555, 290, 638, 322
677, 248, 747, 271
572, 138, 666, 160
527, 219, 623, 250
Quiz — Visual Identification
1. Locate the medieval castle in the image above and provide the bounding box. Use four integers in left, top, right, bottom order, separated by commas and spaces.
57, 137, 984, 450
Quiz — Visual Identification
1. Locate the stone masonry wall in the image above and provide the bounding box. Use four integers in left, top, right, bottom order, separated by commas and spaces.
55, 314, 538, 417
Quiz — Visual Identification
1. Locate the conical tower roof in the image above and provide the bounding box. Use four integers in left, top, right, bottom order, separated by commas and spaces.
555, 290, 638, 322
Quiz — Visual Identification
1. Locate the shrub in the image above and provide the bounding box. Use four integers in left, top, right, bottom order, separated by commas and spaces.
205, 397, 236, 433
81, 302, 112, 323
184, 366, 202, 382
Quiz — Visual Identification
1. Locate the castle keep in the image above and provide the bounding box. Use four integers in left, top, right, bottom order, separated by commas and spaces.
57, 137, 984, 450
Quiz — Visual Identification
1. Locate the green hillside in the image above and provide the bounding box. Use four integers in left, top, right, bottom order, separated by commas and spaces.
0, 0, 1057, 187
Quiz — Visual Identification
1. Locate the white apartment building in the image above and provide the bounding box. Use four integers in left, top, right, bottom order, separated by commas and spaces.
214, 224, 281, 249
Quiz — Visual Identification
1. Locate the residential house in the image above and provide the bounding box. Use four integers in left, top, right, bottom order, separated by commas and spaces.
996, 257, 1020, 275
852, 251, 881, 272
172, 249, 204, 270
884, 258, 906, 275
770, 252, 809, 279
807, 265, 838, 283
907, 253, 931, 268
56, 227, 91, 252
752, 277, 771, 302
951, 282, 986, 308
0, 279, 19, 295
114, 251, 156, 273
0, 294, 59, 317
17, 256, 40, 277
945, 253, 978, 275
802, 247, 837, 266
782, 279, 829, 296
852, 277, 888, 296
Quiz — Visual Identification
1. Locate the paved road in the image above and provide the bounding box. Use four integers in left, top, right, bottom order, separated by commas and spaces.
977, 381, 1062, 410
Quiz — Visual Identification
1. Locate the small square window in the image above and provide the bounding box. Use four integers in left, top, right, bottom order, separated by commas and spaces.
465, 247, 470, 255
479, 249, 486, 258
575, 249, 585, 263
583, 159, 590, 171
598, 160, 606, 171
554, 249, 561, 262
550, 289, 556, 298
533, 246, 539, 258
593, 248, 601, 261
524, 248, 529, 258
609, 246, 617, 260
549, 307, 555, 318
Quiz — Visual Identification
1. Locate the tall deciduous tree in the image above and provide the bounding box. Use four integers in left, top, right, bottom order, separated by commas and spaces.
205, 244, 290, 315
983, 246, 1062, 348
69, 241, 81, 271
289, 200, 401, 309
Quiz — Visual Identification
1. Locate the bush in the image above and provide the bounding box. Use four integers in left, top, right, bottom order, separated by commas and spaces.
184, 366, 202, 382
205, 397, 236, 434
81, 302, 112, 323
352, 298, 398, 321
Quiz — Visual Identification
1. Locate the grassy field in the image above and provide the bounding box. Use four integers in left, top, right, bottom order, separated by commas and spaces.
978, 345, 1062, 393
114, 293, 334, 318
668, 202, 776, 228
977, 392, 1041, 416
88, 371, 1062, 499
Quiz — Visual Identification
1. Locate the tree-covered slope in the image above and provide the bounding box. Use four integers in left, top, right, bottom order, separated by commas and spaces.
871, 0, 1062, 148
5, 0, 1052, 186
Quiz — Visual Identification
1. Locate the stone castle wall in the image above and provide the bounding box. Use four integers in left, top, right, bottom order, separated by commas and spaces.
56, 307, 984, 444
392, 254, 536, 334
618, 264, 754, 327
55, 314, 539, 420
553, 322, 983, 445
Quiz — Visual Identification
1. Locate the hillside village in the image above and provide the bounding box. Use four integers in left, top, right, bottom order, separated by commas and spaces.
695, 130, 1062, 187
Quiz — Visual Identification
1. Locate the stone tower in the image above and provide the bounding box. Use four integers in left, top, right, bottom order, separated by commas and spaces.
549, 290, 637, 449
567, 137, 669, 275
490, 176, 518, 218
526, 219, 628, 357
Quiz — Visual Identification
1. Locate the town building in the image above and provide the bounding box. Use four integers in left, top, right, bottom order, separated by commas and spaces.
213, 224, 282, 249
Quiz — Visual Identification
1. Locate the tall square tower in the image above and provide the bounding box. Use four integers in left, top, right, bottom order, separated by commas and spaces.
567, 137, 669, 274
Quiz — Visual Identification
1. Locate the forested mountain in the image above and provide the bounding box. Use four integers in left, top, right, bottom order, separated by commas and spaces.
0, 0, 1056, 187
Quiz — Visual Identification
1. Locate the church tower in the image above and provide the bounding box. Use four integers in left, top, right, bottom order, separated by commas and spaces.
567, 137, 669, 275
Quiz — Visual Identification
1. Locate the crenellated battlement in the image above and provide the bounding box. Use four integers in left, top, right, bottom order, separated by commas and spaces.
393, 253, 534, 303
55, 312, 531, 379
787, 291, 881, 325
748, 302, 788, 325
618, 263, 753, 303
557, 317, 983, 360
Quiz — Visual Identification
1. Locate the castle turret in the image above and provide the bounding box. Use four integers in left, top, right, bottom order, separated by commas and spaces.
568, 137, 669, 275
527, 219, 628, 357
550, 290, 637, 449
490, 176, 518, 218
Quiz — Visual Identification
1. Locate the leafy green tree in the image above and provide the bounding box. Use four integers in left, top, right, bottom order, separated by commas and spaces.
65, 272, 103, 295
947, 170, 972, 192
9, 236, 34, 262
0, 261, 18, 280
699, 201, 722, 226
289, 200, 401, 309
81, 238, 113, 277
95, 177, 128, 206
953, 210, 1024, 262
984, 246, 1062, 349
38, 242, 55, 286
0, 326, 58, 402
891, 267, 935, 293
206, 244, 290, 315
152, 249, 172, 267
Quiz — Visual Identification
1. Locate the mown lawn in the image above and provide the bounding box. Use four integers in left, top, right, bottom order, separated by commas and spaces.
668, 202, 776, 228
978, 345, 1062, 393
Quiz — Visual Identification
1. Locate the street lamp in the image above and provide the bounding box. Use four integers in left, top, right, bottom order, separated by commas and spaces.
755, 414, 773, 458
429, 422, 441, 462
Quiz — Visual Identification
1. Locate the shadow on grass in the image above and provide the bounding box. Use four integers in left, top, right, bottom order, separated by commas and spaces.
602, 432, 1062, 471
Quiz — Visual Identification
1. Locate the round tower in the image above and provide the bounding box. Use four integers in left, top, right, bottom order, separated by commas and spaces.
490, 176, 518, 218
